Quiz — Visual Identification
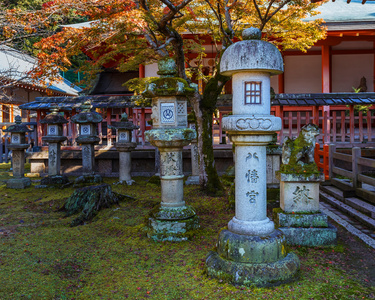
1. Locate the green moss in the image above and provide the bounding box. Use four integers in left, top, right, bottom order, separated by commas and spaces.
0, 174, 373, 299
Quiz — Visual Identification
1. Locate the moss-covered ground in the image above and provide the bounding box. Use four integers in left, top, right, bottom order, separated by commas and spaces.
0, 163, 374, 299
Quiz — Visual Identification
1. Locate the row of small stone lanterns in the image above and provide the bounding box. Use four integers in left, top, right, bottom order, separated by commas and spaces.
4, 101, 140, 188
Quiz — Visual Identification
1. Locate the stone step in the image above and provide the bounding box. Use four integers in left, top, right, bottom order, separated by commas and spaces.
356, 188, 375, 205
330, 178, 356, 197
320, 191, 375, 230
320, 185, 347, 201
344, 197, 375, 219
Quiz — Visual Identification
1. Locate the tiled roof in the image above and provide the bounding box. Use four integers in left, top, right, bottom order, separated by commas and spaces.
217, 93, 375, 107
19, 95, 134, 111
271, 93, 375, 106
0, 46, 81, 96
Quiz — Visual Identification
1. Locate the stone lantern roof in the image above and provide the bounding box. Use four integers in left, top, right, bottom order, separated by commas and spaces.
3, 116, 33, 133
220, 28, 284, 76
40, 104, 69, 125
142, 58, 196, 98
108, 112, 139, 131
71, 100, 103, 124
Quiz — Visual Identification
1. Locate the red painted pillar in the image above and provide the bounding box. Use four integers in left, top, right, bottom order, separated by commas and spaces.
278, 73, 285, 94
139, 64, 145, 78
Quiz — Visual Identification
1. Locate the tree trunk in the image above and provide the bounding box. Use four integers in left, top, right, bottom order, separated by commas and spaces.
63, 184, 133, 226
190, 72, 230, 195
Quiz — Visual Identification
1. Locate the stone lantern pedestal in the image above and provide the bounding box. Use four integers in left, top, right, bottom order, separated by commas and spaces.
143, 58, 199, 242
3, 116, 33, 189
71, 101, 103, 183
205, 28, 299, 287
40, 105, 69, 186
109, 112, 139, 185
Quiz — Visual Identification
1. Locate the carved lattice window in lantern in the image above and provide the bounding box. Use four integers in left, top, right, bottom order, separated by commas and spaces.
244, 81, 262, 105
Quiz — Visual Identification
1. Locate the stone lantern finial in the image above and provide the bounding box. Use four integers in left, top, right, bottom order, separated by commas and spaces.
242, 27, 262, 40
15, 115, 22, 124
81, 100, 93, 112
120, 112, 128, 122
157, 57, 177, 78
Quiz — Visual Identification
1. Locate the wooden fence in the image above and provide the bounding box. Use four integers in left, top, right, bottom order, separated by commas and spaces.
329, 145, 375, 191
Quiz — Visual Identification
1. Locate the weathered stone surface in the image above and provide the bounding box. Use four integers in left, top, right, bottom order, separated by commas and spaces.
274, 210, 329, 228
223, 115, 281, 132
74, 174, 103, 186
205, 251, 300, 287
217, 229, 287, 264
280, 180, 321, 213
7, 177, 31, 189
41, 175, 69, 186
146, 214, 199, 242
278, 224, 337, 247
220, 30, 283, 77
277, 172, 325, 182
150, 205, 196, 220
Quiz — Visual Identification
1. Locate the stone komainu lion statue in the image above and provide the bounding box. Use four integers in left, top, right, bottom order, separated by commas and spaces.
282, 124, 320, 169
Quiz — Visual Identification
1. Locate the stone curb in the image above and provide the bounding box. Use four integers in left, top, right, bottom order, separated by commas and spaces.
320, 203, 375, 249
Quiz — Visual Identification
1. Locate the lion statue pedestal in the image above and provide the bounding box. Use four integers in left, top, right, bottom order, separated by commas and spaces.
274, 124, 337, 247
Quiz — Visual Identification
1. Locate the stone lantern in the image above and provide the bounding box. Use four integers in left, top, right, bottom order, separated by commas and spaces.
205, 28, 300, 286
71, 100, 103, 177
109, 112, 139, 184
40, 104, 69, 185
3, 115, 33, 188
143, 57, 199, 241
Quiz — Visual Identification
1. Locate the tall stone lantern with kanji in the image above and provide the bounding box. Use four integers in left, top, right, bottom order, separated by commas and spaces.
40, 104, 70, 185
71, 100, 103, 177
109, 112, 139, 185
4, 115, 33, 188
143, 57, 199, 242
205, 28, 300, 287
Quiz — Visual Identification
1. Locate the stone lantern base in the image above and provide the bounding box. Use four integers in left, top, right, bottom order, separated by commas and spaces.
41, 175, 70, 186
185, 175, 200, 185
146, 205, 199, 242
7, 177, 31, 189
275, 173, 337, 247
205, 229, 300, 287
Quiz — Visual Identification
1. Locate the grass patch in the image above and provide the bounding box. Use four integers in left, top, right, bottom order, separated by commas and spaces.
0, 169, 374, 299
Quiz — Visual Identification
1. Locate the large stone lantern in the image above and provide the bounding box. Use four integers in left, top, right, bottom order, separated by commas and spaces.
40, 104, 69, 185
143, 57, 199, 241
71, 100, 103, 176
4, 115, 33, 188
205, 28, 300, 287
109, 112, 139, 184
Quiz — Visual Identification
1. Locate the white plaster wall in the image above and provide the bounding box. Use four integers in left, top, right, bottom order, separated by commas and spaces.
332, 54, 374, 92
145, 63, 159, 78
284, 55, 321, 93
270, 75, 279, 93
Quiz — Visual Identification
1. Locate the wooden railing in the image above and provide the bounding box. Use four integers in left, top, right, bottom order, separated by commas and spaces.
329, 145, 375, 190
315, 143, 330, 180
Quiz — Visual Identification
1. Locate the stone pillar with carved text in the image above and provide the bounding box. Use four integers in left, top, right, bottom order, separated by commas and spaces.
144, 57, 199, 242
186, 122, 199, 185
205, 28, 300, 287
